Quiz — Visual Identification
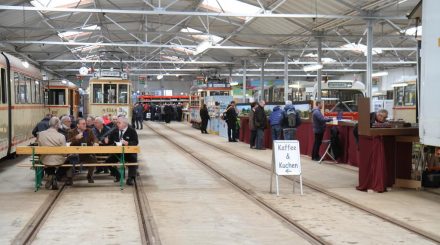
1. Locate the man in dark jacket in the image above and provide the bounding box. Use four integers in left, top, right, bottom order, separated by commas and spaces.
105, 117, 139, 186
248, 102, 257, 148
254, 100, 267, 150
135, 103, 144, 130
225, 101, 238, 142
58, 115, 72, 139
32, 114, 51, 137
282, 100, 301, 140
199, 104, 210, 134
311, 101, 332, 161
269, 105, 283, 141
176, 103, 183, 122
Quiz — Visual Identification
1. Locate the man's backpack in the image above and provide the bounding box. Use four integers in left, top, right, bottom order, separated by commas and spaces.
286, 109, 298, 127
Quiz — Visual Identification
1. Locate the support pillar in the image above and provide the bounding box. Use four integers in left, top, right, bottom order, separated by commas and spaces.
366, 19, 374, 100
260, 58, 265, 101
316, 37, 323, 101
284, 52, 289, 102
242, 60, 247, 103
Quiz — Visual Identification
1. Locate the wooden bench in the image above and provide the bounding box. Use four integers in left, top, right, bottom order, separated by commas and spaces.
16, 146, 140, 191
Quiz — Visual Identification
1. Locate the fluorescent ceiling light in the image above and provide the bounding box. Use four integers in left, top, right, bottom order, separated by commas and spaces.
62, 79, 68, 84
372, 71, 388, 77
391, 83, 408, 87
340, 43, 383, 56
157, 74, 164, 80
200, 0, 261, 21
303, 63, 323, 72
304, 53, 335, 63
22, 60, 29, 68
30, 0, 93, 8
404, 26, 422, 36
180, 27, 223, 44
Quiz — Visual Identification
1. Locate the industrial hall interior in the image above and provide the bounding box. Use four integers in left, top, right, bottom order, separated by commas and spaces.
0, 0, 440, 244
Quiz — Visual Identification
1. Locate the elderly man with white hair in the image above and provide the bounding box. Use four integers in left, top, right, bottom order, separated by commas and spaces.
58, 115, 72, 139
105, 116, 139, 185
37, 117, 66, 190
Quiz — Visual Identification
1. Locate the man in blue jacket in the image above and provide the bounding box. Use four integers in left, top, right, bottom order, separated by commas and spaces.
311, 101, 332, 161
269, 106, 283, 141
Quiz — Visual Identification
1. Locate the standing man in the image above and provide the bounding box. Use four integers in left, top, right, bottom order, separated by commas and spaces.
254, 100, 267, 150
199, 104, 209, 134
135, 102, 144, 130
269, 105, 283, 141
67, 118, 99, 183
225, 101, 238, 142
311, 101, 332, 161
282, 101, 301, 140
105, 117, 139, 185
32, 114, 51, 137
248, 102, 257, 148
176, 103, 183, 122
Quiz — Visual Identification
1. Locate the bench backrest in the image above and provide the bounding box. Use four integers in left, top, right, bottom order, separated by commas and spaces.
16, 146, 140, 155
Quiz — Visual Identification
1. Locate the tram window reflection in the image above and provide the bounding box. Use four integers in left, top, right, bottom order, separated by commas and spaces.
93, 84, 103, 103
104, 84, 117, 103
118, 84, 128, 104
48, 89, 65, 105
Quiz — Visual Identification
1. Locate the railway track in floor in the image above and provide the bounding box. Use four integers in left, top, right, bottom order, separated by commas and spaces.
155, 122, 440, 244
146, 122, 329, 245
11, 177, 160, 245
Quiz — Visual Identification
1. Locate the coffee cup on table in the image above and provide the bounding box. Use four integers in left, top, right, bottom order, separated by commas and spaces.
66, 142, 71, 147
115, 141, 123, 146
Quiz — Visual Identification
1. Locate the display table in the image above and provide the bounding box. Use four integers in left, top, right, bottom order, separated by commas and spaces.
239, 117, 360, 166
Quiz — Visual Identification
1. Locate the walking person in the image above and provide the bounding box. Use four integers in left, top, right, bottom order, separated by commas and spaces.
269, 105, 283, 141
248, 102, 257, 148
311, 101, 332, 161
282, 100, 302, 140
254, 100, 267, 150
200, 104, 209, 134
225, 101, 238, 142
135, 103, 144, 130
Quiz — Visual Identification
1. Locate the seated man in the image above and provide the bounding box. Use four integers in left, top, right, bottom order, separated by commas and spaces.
93, 116, 112, 174
67, 118, 98, 183
105, 117, 139, 185
370, 109, 389, 126
37, 117, 66, 190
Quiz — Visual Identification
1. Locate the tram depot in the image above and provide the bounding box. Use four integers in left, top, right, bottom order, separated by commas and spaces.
0, 0, 439, 244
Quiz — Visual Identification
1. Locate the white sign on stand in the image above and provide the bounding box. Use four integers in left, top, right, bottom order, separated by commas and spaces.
270, 140, 303, 196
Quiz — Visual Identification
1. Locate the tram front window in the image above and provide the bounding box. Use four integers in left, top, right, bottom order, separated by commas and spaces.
48, 89, 65, 105
118, 84, 128, 104
93, 84, 103, 103
104, 84, 117, 103
321, 90, 363, 112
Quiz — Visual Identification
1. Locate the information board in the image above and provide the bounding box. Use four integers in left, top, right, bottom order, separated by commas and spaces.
273, 140, 301, 175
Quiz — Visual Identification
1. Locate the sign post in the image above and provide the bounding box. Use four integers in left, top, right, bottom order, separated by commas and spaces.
270, 140, 303, 196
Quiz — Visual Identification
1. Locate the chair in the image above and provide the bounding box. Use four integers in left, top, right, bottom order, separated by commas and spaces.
319, 140, 337, 164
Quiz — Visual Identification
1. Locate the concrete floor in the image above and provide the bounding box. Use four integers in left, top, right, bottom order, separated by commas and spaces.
2, 121, 439, 244
161, 122, 440, 244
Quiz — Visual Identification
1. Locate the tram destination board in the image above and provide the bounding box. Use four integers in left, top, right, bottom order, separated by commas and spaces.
328, 81, 353, 89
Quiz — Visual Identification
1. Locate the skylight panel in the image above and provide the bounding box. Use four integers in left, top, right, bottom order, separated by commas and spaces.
31, 0, 93, 8
180, 27, 223, 44
304, 53, 336, 63
57, 25, 100, 40
200, 0, 262, 21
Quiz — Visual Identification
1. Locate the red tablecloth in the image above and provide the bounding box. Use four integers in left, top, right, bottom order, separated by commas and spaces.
356, 136, 413, 192
240, 118, 360, 165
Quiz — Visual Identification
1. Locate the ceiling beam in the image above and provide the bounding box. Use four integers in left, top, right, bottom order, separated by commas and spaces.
0, 5, 407, 20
